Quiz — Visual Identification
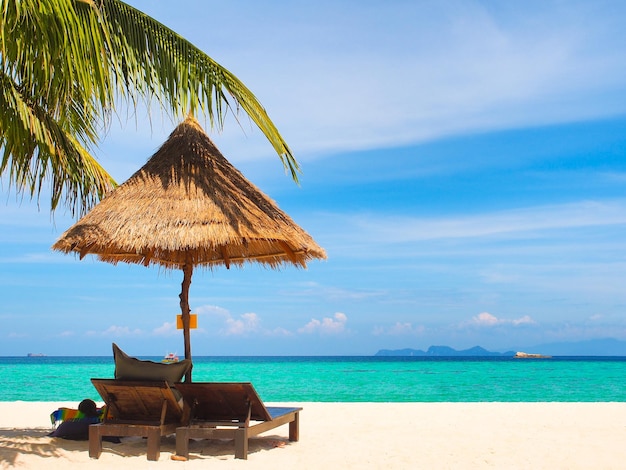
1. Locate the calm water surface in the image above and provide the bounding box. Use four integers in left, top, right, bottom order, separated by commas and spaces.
1, 356, 625, 402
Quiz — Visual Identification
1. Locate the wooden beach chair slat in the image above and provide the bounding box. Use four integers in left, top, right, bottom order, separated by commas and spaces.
89, 379, 185, 461
174, 382, 302, 460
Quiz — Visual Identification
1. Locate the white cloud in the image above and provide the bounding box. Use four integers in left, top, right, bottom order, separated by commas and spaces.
470, 312, 536, 327
223, 312, 260, 336
473, 312, 500, 326
195, 305, 231, 317
299, 312, 348, 335
152, 321, 178, 336
512, 315, 535, 326
198, 306, 257, 334
195, 304, 295, 337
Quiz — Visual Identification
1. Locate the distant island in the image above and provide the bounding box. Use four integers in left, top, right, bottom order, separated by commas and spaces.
375, 338, 626, 357
375, 345, 516, 357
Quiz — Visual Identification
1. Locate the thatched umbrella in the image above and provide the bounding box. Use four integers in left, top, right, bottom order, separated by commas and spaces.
53, 116, 326, 380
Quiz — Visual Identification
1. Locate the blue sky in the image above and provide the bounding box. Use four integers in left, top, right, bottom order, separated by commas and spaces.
2, 0, 626, 356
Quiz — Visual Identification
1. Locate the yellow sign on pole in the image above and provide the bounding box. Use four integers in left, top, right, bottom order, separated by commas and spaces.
176, 314, 198, 330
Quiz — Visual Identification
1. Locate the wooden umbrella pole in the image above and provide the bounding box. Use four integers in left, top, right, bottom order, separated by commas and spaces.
179, 263, 193, 381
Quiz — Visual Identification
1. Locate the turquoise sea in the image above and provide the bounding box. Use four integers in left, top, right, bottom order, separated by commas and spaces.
1, 356, 625, 402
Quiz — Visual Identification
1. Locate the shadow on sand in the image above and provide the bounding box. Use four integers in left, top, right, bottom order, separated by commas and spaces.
0, 428, 292, 464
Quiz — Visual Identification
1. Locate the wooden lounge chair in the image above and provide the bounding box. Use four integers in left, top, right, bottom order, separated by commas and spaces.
89, 379, 187, 461
174, 382, 302, 460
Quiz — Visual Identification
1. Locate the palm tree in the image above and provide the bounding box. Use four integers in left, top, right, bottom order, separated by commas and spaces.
0, 0, 297, 215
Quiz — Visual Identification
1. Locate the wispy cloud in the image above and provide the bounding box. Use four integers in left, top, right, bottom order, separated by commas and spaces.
343, 200, 626, 244
0, 252, 67, 264
288, 283, 386, 302
195, 305, 231, 317
91, 1, 626, 170
174, 1, 626, 161
87, 325, 144, 337
373, 322, 426, 336
7, 332, 28, 339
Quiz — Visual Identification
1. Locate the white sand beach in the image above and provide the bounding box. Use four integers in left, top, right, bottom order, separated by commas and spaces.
1, 402, 625, 469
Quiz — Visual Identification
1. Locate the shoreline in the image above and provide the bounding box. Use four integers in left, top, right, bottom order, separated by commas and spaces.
2, 402, 626, 469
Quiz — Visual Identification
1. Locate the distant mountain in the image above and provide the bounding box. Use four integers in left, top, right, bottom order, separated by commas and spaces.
375, 345, 515, 357
375, 338, 626, 357
521, 338, 626, 356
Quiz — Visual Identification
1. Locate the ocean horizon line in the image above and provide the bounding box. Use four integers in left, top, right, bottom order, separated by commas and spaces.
2, 356, 625, 402
3, 354, 626, 360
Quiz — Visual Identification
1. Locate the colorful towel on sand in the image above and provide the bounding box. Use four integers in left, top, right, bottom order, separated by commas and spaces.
50, 407, 105, 427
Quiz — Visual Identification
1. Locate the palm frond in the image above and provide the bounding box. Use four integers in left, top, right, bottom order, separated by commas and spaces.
100, 0, 300, 180
0, 69, 116, 215
0, 0, 298, 215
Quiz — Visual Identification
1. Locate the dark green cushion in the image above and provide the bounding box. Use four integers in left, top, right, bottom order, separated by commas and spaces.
112, 343, 192, 383
48, 417, 100, 440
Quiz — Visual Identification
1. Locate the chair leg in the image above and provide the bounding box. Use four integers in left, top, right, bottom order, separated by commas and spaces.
234, 428, 249, 460
175, 427, 190, 459
88, 424, 103, 459
146, 428, 161, 461
289, 412, 300, 442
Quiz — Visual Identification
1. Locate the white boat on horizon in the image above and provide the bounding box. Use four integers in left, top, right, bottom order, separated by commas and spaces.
162, 352, 179, 363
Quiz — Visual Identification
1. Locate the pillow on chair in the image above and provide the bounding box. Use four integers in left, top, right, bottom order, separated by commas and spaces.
112, 343, 192, 384
48, 416, 101, 440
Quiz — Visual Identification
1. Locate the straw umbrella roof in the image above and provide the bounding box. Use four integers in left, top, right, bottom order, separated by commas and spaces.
52, 116, 326, 269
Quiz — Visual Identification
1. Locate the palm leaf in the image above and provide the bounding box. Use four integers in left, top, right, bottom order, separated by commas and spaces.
0, 69, 115, 214
99, 0, 299, 180
0, 0, 298, 215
